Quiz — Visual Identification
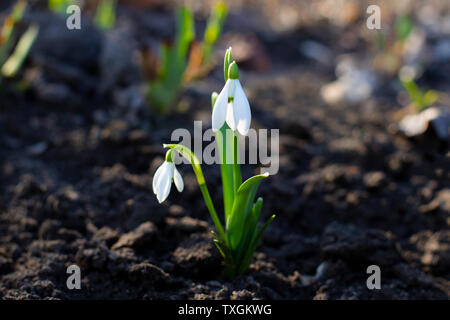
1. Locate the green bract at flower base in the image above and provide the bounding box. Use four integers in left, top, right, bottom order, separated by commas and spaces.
155, 48, 275, 278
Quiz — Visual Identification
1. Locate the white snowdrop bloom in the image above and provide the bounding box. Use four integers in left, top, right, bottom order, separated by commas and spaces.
152, 155, 184, 203
212, 62, 251, 136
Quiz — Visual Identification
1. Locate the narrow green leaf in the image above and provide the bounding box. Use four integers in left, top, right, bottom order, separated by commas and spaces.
148, 6, 194, 112
214, 239, 226, 258
202, 1, 228, 62
223, 47, 232, 82
237, 172, 269, 194
395, 15, 414, 42
238, 214, 275, 274
0, 0, 28, 66
11, 0, 27, 22
95, 0, 116, 31
226, 173, 269, 250
48, 0, 74, 13
176, 6, 195, 59
235, 197, 263, 264
2, 25, 39, 78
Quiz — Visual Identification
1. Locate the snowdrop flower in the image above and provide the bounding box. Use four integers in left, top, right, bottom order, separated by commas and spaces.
152, 150, 184, 203
212, 61, 251, 135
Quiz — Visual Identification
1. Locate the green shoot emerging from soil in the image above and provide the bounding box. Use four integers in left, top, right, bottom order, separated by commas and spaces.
48, 0, 75, 13
147, 3, 227, 113
400, 72, 439, 112
0, 1, 39, 81
49, 0, 116, 31
374, 14, 415, 75
94, 0, 116, 31
153, 48, 275, 278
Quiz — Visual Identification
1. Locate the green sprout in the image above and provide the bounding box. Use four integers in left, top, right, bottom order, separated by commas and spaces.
395, 15, 414, 42
147, 6, 194, 113
94, 0, 116, 31
48, 0, 75, 13
147, 2, 228, 113
400, 77, 439, 112
374, 15, 415, 75
0, 1, 39, 82
201, 1, 228, 64
49, 0, 116, 31
153, 48, 275, 278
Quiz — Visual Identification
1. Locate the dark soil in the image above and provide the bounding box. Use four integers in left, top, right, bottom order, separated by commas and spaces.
0, 5, 449, 300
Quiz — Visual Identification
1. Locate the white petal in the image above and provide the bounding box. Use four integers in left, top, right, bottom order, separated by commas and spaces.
233, 80, 251, 135
153, 161, 169, 194
173, 167, 184, 192
227, 79, 236, 97
225, 102, 236, 131
212, 80, 231, 132
156, 162, 174, 203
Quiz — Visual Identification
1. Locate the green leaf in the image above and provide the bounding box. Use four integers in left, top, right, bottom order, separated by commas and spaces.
214, 239, 226, 258
223, 47, 232, 82
226, 173, 269, 250
95, 0, 116, 31
11, 0, 27, 22
395, 15, 413, 42
212, 231, 233, 263
238, 214, 275, 274
0, 0, 28, 66
148, 6, 194, 112
2, 25, 39, 78
423, 90, 438, 107
48, 0, 74, 13
237, 172, 269, 194
176, 6, 195, 59
235, 197, 262, 264
401, 78, 438, 111
202, 1, 228, 62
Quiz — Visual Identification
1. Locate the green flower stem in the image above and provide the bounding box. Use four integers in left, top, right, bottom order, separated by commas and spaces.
163, 144, 227, 243
232, 132, 242, 199
218, 125, 234, 219
212, 93, 234, 220
198, 181, 227, 242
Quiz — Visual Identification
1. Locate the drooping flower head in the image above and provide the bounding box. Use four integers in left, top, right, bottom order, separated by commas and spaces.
212, 49, 251, 136
152, 149, 184, 203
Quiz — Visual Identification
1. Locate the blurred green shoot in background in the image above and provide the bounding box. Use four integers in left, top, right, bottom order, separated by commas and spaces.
374, 15, 414, 76
48, 0, 116, 31
147, 2, 228, 113
400, 77, 439, 112
48, 0, 75, 13
94, 0, 116, 31
0, 0, 39, 82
